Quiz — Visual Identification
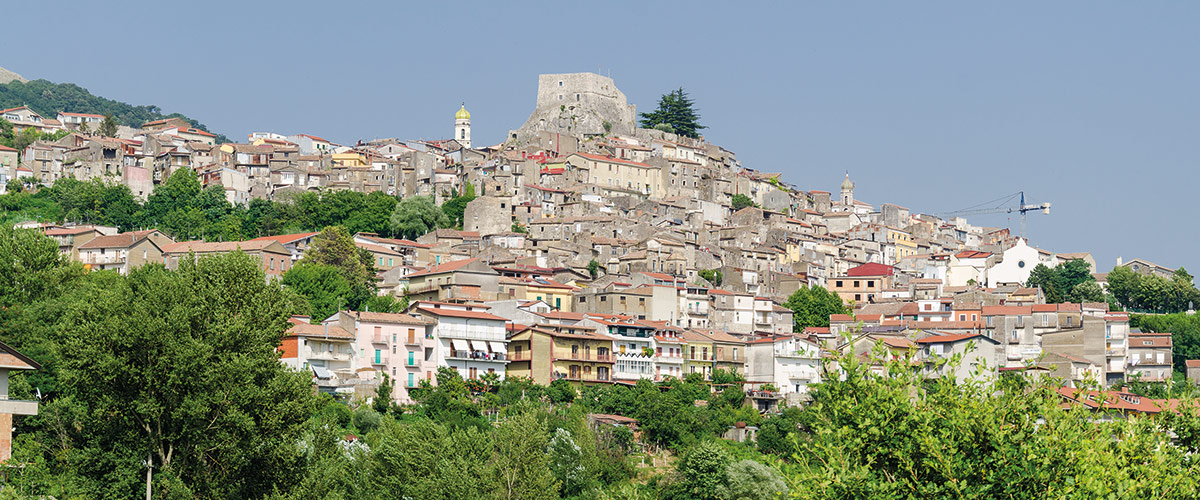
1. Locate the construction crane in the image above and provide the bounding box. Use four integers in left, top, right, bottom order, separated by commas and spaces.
944, 191, 1051, 239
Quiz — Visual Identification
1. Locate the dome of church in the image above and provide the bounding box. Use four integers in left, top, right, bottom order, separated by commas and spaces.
455, 105, 471, 120
841, 174, 854, 190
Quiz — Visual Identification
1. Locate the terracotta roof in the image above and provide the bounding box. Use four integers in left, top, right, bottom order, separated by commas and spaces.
286, 318, 354, 340
0, 144, 17, 152
351, 311, 430, 325
43, 226, 97, 236
1057, 387, 1179, 414
877, 337, 917, 349
415, 306, 506, 321
77, 230, 163, 250
1185, 360, 1200, 368
356, 242, 402, 256
250, 232, 318, 244
845, 262, 895, 277
162, 239, 285, 254
982, 305, 1032, 316
915, 333, 986, 344
59, 112, 105, 118
406, 258, 481, 278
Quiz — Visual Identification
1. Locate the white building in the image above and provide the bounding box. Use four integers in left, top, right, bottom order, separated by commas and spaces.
410, 301, 509, 381
747, 335, 822, 397
987, 239, 1055, 287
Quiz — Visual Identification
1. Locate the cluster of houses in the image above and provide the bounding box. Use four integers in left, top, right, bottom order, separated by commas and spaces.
8, 72, 1195, 416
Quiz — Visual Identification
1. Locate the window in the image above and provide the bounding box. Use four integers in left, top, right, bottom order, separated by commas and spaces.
408, 373, 414, 387
836, 280, 843, 287
867, 280, 874, 288
854, 294, 861, 301
374, 349, 381, 364
959, 314, 966, 321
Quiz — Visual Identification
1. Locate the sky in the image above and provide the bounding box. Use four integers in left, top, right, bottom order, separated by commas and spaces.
4, 1, 1198, 274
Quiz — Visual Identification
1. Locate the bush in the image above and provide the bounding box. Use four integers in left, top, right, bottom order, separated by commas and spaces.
352, 406, 381, 435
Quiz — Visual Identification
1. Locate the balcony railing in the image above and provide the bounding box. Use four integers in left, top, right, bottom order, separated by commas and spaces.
306, 350, 351, 361
558, 353, 614, 363
372, 355, 388, 366
449, 350, 508, 362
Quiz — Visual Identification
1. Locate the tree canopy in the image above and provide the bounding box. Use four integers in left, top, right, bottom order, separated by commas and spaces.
0, 79, 228, 142
639, 87, 706, 139
784, 285, 849, 331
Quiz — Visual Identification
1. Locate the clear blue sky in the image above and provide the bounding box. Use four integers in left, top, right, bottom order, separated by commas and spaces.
5, 2, 1198, 274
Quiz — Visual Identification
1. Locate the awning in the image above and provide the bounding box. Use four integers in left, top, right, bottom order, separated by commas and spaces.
489, 341, 507, 353
452, 339, 470, 351
311, 366, 332, 380
470, 340, 489, 352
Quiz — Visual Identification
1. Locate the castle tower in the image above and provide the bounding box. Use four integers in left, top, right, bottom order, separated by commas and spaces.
840, 173, 855, 206
455, 103, 471, 149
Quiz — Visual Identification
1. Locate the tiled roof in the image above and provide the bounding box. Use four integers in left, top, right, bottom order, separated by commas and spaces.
415, 306, 506, 321
250, 232, 318, 244
77, 230, 162, 250
162, 239, 283, 254
352, 311, 431, 325
406, 258, 480, 278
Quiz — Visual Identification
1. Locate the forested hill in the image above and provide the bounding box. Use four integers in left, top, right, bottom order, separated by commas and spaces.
0, 79, 229, 143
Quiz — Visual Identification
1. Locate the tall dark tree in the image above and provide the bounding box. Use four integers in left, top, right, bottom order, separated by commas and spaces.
98, 113, 118, 137
302, 226, 377, 310
639, 87, 706, 138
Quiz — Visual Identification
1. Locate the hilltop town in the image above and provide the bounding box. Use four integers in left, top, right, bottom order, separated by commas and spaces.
1, 72, 1193, 411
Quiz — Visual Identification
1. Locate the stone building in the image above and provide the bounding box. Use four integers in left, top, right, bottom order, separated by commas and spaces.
512, 73, 638, 141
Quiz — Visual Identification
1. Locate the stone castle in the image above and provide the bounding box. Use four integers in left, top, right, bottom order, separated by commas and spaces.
510, 73, 638, 142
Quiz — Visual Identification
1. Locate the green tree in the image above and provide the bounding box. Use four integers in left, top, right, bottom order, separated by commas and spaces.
98, 113, 118, 137
374, 374, 395, 415
731, 194, 756, 211
302, 226, 376, 310
49, 252, 316, 498
639, 87, 706, 139
784, 285, 849, 331
1068, 281, 1106, 303
281, 262, 352, 321
698, 268, 723, 286
718, 459, 788, 500
675, 441, 730, 500
587, 259, 601, 279
491, 409, 559, 500
390, 196, 448, 239
547, 428, 593, 498
1106, 265, 1141, 309
1026, 263, 1064, 303
370, 417, 492, 499
441, 182, 476, 229
511, 220, 528, 234
548, 378, 577, 404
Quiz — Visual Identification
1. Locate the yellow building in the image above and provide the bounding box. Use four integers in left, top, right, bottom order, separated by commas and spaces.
886, 227, 918, 260
525, 279, 579, 312
681, 330, 714, 379
507, 325, 614, 386
332, 152, 368, 167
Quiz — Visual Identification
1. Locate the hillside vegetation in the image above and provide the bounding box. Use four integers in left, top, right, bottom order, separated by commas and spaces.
0, 79, 228, 143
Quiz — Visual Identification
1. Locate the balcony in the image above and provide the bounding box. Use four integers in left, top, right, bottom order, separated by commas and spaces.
79, 253, 126, 265
509, 352, 532, 362
306, 349, 351, 361
372, 334, 388, 344
558, 353, 615, 363
1106, 348, 1126, 357
449, 350, 508, 362
372, 355, 389, 366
